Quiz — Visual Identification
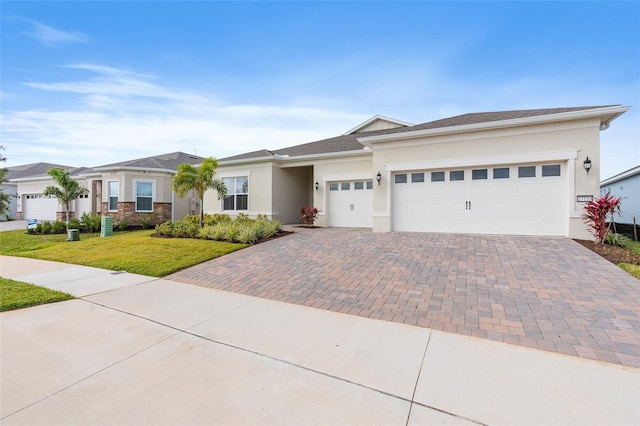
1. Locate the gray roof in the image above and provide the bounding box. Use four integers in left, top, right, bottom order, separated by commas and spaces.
94, 152, 205, 171
220, 106, 617, 162
7, 162, 76, 180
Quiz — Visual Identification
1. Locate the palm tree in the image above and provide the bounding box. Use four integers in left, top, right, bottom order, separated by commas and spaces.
172, 157, 226, 227
43, 168, 89, 225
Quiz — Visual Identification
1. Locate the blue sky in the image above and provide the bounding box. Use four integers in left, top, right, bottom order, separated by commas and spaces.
1, 1, 638, 179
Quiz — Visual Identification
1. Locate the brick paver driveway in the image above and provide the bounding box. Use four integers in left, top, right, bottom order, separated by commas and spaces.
168, 227, 640, 368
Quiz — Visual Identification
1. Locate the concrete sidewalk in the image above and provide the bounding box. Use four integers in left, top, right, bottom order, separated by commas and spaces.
1, 256, 639, 425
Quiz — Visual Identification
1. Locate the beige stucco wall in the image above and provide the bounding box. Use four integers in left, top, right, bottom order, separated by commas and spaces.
273, 165, 312, 224
369, 117, 602, 239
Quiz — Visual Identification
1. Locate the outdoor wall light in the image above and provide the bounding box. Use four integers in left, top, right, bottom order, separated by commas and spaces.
315, 181, 319, 191
583, 157, 592, 174
376, 171, 382, 185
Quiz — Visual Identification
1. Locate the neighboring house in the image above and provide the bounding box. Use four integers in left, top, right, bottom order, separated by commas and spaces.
204, 105, 629, 239
10, 152, 203, 225
600, 165, 640, 229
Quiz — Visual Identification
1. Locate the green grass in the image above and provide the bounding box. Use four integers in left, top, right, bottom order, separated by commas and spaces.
626, 239, 640, 255
0, 277, 74, 312
620, 264, 640, 279
0, 230, 247, 277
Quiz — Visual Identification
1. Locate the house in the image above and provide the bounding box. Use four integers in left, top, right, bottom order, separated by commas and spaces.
600, 165, 640, 235
10, 152, 203, 225
204, 105, 630, 239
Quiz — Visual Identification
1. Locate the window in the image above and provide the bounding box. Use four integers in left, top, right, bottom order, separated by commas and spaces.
329, 183, 339, 191
431, 171, 445, 182
472, 169, 488, 180
108, 181, 119, 211
354, 181, 364, 190
366, 181, 373, 189
542, 164, 561, 177
395, 174, 407, 184
223, 177, 248, 211
450, 170, 464, 181
135, 181, 153, 212
411, 173, 425, 183
493, 168, 510, 179
518, 166, 536, 178
341, 182, 350, 190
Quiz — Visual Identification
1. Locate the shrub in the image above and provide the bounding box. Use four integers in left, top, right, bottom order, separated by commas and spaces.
155, 221, 174, 236
604, 232, 629, 248
184, 215, 200, 225
263, 220, 282, 238
235, 213, 253, 224
156, 220, 199, 238
199, 224, 227, 241
224, 223, 241, 242
41, 221, 53, 234
67, 218, 81, 231
113, 217, 129, 231
582, 192, 622, 244
300, 206, 319, 225
34, 223, 43, 234
203, 213, 232, 226
81, 212, 101, 232
139, 213, 156, 229
237, 226, 260, 244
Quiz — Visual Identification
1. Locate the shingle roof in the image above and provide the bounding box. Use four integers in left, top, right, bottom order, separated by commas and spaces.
7, 162, 74, 180
219, 106, 616, 163
94, 152, 205, 171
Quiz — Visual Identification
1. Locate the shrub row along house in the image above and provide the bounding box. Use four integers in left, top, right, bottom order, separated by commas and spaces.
6, 105, 630, 239
7, 152, 203, 226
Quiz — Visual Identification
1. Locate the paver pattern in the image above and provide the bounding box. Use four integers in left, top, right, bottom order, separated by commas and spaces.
168, 227, 640, 367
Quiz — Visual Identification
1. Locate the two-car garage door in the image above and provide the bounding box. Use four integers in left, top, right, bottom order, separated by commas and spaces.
392, 163, 566, 236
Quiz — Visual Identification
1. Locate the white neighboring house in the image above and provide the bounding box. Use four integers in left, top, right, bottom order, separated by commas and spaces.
600, 165, 640, 230
205, 105, 629, 239
0, 180, 17, 221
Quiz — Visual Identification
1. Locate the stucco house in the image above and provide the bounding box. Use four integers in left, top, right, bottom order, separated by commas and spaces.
600, 165, 640, 234
10, 152, 203, 225
204, 105, 629, 239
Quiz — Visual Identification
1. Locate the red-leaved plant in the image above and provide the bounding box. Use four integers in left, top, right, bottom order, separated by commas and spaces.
300, 206, 319, 225
582, 192, 622, 244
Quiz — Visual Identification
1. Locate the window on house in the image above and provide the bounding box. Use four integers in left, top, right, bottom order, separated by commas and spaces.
108, 181, 119, 211
431, 171, 445, 182
223, 177, 248, 211
493, 168, 510, 179
412, 173, 425, 183
395, 174, 407, 184
518, 166, 536, 178
329, 183, 339, 191
136, 181, 153, 212
341, 182, 350, 190
366, 181, 373, 189
542, 164, 561, 177
472, 169, 488, 180
450, 170, 464, 181
354, 182, 364, 190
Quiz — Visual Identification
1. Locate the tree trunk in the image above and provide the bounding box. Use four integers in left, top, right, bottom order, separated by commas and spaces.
199, 197, 204, 228
65, 202, 70, 225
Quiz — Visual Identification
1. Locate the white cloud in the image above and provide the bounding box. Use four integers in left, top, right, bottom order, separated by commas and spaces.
23, 19, 89, 46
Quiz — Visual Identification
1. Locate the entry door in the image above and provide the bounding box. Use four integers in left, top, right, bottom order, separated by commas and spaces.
328, 181, 373, 228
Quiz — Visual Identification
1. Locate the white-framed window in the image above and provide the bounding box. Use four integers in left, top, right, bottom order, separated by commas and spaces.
108, 181, 119, 211
223, 177, 248, 211
135, 181, 154, 212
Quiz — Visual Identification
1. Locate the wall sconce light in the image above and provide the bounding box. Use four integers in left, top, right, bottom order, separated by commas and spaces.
583, 157, 592, 174
376, 171, 382, 185
314, 181, 319, 191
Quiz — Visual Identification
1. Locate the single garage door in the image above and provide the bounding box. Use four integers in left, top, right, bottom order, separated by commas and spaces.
328, 180, 373, 228
22, 194, 58, 222
75, 194, 91, 218
392, 163, 565, 236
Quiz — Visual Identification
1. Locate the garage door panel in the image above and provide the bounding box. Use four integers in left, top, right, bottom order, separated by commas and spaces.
392, 162, 566, 236
329, 181, 372, 228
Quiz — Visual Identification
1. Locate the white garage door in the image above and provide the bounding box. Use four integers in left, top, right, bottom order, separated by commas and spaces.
75, 194, 91, 218
328, 180, 373, 228
23, 194, 58, 222
392, 163, 566, 236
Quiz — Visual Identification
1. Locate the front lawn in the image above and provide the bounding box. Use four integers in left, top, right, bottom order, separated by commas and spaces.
575, 238, 640, 279
0, 229, 247, 277
0, 277, 74, 312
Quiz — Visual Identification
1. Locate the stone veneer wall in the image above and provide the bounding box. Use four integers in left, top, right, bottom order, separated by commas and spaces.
56, 211, 77, 222
100, 202, 171, 227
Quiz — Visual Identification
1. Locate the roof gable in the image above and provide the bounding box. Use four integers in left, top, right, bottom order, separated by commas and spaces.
343, 115, 413, 135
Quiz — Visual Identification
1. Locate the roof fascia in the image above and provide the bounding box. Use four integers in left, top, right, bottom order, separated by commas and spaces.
343, 115, 415, 136
600, 165, 640, 186
357, 106, 631, 145
219, 149, 372, 167
92, 166, 176, 174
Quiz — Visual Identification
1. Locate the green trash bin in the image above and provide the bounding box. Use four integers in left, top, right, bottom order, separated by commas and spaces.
67, 229, 80, 241
101, 216, 113, 237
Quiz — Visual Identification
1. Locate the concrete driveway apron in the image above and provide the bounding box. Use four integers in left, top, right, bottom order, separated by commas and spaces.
168, 227, 640, 368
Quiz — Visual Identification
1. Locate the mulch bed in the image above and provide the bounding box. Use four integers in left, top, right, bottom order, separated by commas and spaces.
574, 239, 640, 265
